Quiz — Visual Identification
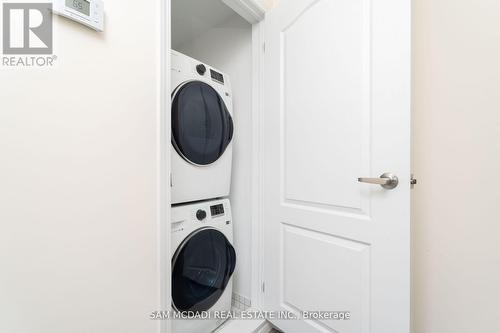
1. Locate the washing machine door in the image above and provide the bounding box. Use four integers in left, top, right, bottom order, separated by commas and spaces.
172, 228, 236, 313
171, 81, 234, 166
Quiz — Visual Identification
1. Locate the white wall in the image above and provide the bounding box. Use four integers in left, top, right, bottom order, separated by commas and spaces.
412, 0, 500, 332
175, 15, 253, 300
0, 1, 165, 333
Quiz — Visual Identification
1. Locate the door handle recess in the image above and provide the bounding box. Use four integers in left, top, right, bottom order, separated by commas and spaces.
358, 173, 399, 190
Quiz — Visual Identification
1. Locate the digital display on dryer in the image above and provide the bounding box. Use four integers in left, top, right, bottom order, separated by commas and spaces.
210, 69, 224, 84
210, 204, 225, 217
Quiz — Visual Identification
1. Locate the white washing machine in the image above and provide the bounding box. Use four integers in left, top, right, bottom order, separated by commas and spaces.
171, 199, 236, 333
171, 50, 234, 204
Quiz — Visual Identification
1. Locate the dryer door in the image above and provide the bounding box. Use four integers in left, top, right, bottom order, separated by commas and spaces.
172, 228, 236, 313
171, 81, 233, 165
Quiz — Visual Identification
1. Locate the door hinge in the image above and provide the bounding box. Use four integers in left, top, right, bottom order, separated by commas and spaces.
170, 173, 173, 187
261, 282, 265, 293
410, 174, 417, 187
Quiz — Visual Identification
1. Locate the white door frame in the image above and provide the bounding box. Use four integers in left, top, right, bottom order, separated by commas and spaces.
159, 0, 171, 332
162, 1, 411, 331
250, 19, 266, 310
161, 2, 266, 332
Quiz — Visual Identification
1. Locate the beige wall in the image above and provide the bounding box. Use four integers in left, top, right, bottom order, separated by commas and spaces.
0, 1, 163, 333
412, 0, 500, 332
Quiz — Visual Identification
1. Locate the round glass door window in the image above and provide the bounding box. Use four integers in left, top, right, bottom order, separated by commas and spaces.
172, 228, 236, 312
171, 81, 234, 165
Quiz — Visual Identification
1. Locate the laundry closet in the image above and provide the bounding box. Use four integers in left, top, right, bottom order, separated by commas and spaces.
169, 1, 257, 332
166, 0, 411, 332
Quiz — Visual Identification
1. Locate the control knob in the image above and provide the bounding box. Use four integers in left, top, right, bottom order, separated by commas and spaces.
196, 64, 206, 75
196, 209, 207, 221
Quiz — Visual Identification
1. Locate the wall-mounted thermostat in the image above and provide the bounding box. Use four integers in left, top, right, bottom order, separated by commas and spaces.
53, 0, 104, 32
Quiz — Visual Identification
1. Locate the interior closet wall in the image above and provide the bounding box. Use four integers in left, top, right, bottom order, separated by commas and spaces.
175, 14, 253, 301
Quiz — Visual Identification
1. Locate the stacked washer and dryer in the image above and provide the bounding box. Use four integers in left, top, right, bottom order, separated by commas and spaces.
170, 50, 236, 333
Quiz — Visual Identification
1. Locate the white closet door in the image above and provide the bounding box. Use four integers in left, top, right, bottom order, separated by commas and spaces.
261, 0, 411, 332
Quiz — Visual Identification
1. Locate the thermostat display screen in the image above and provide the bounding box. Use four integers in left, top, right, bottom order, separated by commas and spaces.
65, 0, 90, 16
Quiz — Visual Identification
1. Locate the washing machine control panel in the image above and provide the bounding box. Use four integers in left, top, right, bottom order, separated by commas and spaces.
189, 204, 226, 223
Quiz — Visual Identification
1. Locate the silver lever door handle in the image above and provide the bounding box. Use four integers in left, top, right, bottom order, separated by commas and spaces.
358, 173, 399, 190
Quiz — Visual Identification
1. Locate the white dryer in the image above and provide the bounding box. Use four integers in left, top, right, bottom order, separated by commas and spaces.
171, 50, 234, 204
171, 199, 236, 333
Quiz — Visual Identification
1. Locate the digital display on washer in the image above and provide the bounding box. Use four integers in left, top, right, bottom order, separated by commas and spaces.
210, 69, 224, 84
210, 204, 225, 217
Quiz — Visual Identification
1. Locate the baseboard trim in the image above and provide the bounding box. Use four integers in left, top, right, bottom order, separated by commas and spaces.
215, 318, 273, 333
253, 320, 273, 333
